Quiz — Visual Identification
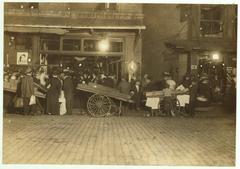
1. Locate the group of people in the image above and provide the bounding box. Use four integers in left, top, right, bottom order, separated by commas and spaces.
14, 67, 74, 116
46, 68, 74, 115
12, 64, 199, 116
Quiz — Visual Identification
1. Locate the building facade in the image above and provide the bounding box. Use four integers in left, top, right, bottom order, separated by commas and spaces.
143, 4, 237, 82
4, 3, 145, 80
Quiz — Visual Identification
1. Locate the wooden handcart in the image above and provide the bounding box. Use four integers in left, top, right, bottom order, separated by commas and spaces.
4, 81, 46, 113
77, 83, 134, 117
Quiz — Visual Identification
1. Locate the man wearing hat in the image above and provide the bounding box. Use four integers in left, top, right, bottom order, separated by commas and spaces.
21, 67, 35, 115
63, 68, 74, 115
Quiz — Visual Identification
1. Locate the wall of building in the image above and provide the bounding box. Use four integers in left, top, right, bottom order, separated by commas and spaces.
4, 2, 143, 14
142, 4, 188, 82
4, 2, 143, 78
190, 4, 237, 41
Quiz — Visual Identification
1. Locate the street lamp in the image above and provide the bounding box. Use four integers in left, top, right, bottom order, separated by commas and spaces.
98, 39, 109, 52
127, 61, 137, 82
212, 53, 220, 61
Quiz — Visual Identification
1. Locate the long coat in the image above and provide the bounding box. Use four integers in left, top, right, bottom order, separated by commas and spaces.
63, 76, 73, 99
21, 75, 34, 98
63, 76, 74, 114
46, 76, 62, 115
130, 84, 142, 107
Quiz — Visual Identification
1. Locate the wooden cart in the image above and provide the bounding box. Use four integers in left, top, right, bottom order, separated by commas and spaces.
77, 83, 134, 117
4, 81, 46, 113
145, 90, 189, 116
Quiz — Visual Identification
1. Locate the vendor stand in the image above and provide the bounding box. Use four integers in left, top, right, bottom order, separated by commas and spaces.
4, 80, 46, 113
145, 89, 190, 116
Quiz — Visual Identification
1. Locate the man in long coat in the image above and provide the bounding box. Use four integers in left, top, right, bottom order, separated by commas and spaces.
46, 69, 62, 115
21, 68, 34, 115
63, 70, 74, 115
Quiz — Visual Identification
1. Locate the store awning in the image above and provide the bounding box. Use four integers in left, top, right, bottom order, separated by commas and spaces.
4, 15, 146, 31
165, 39, 237, 53
5, 26, 69, 34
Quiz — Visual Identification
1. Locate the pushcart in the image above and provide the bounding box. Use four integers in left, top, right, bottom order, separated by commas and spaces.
145, 90, 190, 117
77, 83, 134, 117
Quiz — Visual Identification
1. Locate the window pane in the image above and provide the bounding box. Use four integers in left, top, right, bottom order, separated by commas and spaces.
41, 37, 60, 50
109, 42, 123, 52
63, 39, 81, 51
212, 7, 222, 20
83, 40, 99, 52
200, 21, 212, 35
15, 37, 32, 50
200, 6, 223, 37
212, 22, 222, 34
201, 8, 212, 20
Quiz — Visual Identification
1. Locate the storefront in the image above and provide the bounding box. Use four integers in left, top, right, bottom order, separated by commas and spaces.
5, 29, 143, 81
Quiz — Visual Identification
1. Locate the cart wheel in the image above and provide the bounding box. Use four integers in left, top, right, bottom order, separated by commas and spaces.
87, 94, 112, 117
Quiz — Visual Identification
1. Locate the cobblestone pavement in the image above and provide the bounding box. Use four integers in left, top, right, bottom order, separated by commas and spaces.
3, 106, 236, 166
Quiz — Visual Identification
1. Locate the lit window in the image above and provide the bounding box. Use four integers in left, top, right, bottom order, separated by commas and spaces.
200, 5, 223, 37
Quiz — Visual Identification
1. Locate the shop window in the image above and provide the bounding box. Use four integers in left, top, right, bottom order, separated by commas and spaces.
40, 37, 60, 51
200, 6, 223, 37
83, 40, 99, 52
15, 36, 32, 50
62, 39, 81, 51
109, 42, 123, 52
84, 39, 123, 52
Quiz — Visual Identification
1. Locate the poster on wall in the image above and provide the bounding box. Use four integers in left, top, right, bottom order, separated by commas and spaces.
17, 52, 29, 65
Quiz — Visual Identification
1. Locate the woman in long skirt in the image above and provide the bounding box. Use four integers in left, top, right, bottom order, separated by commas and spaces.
46, 69, 62, 115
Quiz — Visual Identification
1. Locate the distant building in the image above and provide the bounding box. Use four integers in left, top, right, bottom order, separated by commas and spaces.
4, 3, 145, 80
142, 4, 237, 82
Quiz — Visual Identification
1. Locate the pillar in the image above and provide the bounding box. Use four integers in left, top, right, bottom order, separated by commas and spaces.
32, 35, 40, 66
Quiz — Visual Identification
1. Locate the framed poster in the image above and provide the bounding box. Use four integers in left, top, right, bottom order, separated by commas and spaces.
17, 52, 28, 65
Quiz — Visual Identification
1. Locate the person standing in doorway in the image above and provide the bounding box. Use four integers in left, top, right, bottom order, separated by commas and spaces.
63, 69, 74, 115
46, 68, 62, 115
21, 67, 35, 115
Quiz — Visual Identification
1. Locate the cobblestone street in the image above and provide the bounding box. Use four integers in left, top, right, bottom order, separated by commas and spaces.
3, 106, 236, 166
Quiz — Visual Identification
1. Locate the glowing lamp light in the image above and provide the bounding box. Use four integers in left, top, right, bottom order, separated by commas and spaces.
28, 58, 31, 62
98, 39, 109, 52
212, 53, 219, 60
79, 63, 82, 67
128, 61, 137, 73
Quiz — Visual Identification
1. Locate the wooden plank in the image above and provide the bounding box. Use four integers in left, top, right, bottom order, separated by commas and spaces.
146, 90, 188, 98
77, 83, 133, 103
4, 83, 46, 98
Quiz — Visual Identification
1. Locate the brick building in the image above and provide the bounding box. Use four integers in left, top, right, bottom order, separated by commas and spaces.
4, 2, 145, 80
142, 4, 237, 82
